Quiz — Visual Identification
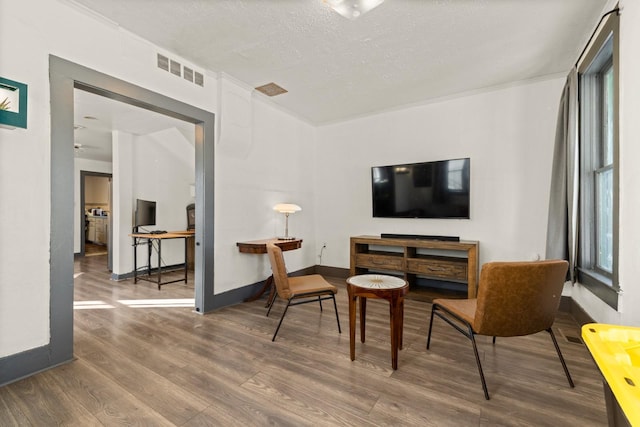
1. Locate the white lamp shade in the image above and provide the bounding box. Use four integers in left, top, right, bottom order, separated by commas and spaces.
273, 203, 302, 214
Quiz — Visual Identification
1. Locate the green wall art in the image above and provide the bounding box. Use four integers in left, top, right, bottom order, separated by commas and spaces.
0, 77, 28, 129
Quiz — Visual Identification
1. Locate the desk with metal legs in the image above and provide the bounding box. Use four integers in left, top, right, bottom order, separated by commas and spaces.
130, 230, 195, 290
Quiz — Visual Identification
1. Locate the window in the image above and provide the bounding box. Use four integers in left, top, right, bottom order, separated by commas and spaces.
577, 13, 619, 309
446, 159, 465, 191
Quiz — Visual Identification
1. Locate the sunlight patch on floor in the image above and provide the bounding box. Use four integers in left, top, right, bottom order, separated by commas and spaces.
74, 300, 114, 309
118, 298, 195, 308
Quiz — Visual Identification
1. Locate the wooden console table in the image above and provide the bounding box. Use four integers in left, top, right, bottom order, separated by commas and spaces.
350, 235, 479, 298
237, 238, 303, 304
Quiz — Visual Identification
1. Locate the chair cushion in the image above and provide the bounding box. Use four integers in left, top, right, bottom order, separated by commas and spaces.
433, 298, 477, 325
288, 275, 337, 297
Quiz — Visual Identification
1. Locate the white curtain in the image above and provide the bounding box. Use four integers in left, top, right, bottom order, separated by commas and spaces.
546, 69, 579, 282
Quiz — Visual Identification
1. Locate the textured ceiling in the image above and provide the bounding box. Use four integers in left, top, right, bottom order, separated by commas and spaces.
68, 0, 608, 124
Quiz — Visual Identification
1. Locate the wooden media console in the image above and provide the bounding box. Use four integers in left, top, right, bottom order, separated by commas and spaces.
350, 235, 479, 298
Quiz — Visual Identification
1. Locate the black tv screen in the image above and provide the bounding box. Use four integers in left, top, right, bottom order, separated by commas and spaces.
372, 158, 470, 219
135, 199, 156, 227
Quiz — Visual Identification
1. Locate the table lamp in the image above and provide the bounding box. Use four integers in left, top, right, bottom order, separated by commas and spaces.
273, 203, 301, 240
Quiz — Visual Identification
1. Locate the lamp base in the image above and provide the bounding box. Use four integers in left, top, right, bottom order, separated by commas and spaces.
277, 236, 297, 241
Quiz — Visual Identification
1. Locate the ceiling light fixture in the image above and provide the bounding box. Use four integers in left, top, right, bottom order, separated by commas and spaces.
324, 0, 384, 20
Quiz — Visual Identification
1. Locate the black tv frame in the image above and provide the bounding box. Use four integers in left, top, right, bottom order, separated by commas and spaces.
371, 158, 470, 219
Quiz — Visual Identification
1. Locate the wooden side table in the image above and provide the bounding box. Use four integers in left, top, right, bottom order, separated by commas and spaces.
346, 274, 409, 370
237, 238, 303, 306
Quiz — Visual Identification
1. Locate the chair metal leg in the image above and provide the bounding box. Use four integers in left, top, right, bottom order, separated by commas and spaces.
266, 296, 276, 317
272, 298, 293, 341
426, 304, 436, 349
318, 295, 323, 312
492, 336, 496, 345
547, 327, 575, 388
469, 329, 490, 400
331, 294, 341, 333
428, 304, 490, 399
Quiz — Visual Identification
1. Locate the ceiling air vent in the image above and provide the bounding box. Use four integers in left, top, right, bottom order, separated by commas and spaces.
156, 53, 204, 87
255, 82, 288, 97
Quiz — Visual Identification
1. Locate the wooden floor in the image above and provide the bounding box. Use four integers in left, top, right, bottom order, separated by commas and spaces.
84, 242, 108, 257
0, 255, 608, 426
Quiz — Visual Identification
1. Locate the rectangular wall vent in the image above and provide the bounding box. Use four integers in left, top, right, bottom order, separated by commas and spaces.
156, 53, 204, 88
194, 72, 204, 87
183, 66, 194, 83
157, 54, 169, 72
170, 60, 182, 77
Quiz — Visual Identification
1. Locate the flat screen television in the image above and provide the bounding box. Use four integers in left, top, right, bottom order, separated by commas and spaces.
134, 199, 156, 227
371, 158, 470, 219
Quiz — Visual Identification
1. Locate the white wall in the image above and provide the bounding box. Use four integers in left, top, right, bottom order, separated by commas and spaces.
73, 158, 112, 253
0, 0, 216, 357
0, 0, 318, 358
571, 0, 640, 327
112, 131, 133, 276
130, 127, 195, 269
214, 86, 317, 294
315, 78, 565, 270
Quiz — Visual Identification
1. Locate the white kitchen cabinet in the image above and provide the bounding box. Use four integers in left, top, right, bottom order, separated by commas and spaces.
87, 218, 96, 242
87, 216, 107, 245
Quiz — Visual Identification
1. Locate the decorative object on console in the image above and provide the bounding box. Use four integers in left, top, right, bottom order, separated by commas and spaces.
273, 203, 301, 240
324, 0, 384, 20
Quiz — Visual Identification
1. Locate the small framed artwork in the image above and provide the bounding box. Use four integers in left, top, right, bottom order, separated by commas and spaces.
0, 77, 28, 129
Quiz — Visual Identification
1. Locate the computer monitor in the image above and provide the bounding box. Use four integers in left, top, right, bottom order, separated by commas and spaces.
134, 199, 156, 227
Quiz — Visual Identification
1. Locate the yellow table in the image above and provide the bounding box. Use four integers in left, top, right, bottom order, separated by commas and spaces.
582, 323, 640, 426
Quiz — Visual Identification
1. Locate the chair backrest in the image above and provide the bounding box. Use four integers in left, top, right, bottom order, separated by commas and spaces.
186, 203, 195, 230
473, 260, 569, 337
266, 243, 292, 299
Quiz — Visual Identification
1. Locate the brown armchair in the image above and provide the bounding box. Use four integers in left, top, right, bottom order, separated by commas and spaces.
426, 260, 574, 400
266, 243, 341, 341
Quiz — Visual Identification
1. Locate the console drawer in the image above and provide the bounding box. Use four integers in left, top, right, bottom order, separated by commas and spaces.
406, 258, 467, 280
355, 253, 404, 271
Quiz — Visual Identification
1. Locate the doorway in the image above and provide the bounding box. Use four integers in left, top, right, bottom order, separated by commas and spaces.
80, 172, 112, 264
48, 56, 216, 371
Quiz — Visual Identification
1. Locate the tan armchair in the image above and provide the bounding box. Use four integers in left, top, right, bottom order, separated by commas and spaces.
266, 243, 341, 341
426, 260, 574, 399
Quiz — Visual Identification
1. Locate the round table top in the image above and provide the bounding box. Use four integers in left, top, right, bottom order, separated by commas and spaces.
346, 274, 407, 289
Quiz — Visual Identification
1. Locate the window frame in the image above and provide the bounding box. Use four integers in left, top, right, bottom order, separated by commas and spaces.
577, 12, 620, 310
